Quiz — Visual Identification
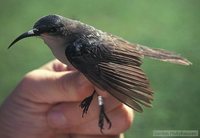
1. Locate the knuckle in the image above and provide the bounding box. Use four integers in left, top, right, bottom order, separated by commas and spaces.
15, 70, 41, 100
116, 105, 134, 133
20, 70, 39, 89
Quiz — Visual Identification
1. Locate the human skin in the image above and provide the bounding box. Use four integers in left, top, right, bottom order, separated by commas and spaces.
0, 60, 134, 138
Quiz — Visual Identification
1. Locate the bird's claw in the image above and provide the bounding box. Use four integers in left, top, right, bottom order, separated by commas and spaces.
80, 91, 95, 117
98, 103, 112, 133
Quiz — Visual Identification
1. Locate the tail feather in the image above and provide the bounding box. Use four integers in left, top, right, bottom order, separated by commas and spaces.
138, 45, 192, 65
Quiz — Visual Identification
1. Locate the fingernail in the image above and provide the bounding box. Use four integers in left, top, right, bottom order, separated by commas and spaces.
48, 111, 67, 128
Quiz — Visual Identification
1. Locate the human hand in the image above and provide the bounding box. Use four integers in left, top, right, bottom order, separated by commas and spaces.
0, 60, 134, 138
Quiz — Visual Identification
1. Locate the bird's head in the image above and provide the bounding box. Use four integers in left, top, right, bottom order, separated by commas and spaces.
8, 14, 66, 49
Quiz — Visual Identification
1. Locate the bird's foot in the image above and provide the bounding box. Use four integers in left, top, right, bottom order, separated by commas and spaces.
80, 91, 95, 117
98, 96, 112, 133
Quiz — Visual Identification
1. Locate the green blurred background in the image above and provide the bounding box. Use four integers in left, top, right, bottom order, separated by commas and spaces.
0, 0, 199, 137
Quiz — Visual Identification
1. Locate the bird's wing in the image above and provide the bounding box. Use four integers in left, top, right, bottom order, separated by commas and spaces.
65, 34, 153, 112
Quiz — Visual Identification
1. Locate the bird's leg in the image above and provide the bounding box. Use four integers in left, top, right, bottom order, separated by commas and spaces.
80, 90, 96, 117
98, 95, 112, 133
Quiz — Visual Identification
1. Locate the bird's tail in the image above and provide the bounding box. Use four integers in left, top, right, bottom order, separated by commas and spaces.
138, 45, 192, 65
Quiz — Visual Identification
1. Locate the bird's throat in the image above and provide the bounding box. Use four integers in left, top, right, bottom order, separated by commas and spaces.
41, 35, 72, 66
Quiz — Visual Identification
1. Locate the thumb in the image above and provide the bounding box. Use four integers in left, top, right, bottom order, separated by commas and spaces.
20, 69, 94, 104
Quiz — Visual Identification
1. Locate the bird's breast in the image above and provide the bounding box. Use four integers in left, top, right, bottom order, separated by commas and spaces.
41, 35, 72, 66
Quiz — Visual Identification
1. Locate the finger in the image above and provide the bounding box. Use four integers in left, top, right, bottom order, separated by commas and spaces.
40, 59, 76, 72
70, 105, 134, 135
40, 59, 66, 71
47, 95, 121, 129
35, 60, 114, 101
47, 97, 133, 135
55, 134, 123, 138
69, 134, 123, 138
22, 70, 94, 103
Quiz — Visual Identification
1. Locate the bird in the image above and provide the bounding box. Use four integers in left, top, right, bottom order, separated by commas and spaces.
9, 14, 191, 132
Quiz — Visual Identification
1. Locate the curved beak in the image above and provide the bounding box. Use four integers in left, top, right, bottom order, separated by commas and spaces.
8, 28, 39, 49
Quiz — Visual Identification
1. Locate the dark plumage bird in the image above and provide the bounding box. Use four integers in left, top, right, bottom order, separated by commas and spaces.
9, 14, 191, 131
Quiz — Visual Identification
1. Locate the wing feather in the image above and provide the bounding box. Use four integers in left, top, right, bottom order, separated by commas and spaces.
65, 33, 153, 112
88, 62, 153, 108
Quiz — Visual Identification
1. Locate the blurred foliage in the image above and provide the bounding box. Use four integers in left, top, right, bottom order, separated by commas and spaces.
0, 0, 199, 137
